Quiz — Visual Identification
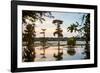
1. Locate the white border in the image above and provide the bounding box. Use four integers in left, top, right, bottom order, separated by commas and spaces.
17, 5, 94, 68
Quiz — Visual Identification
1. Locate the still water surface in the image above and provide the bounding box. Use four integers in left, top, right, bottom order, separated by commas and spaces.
34, 45, 85, 62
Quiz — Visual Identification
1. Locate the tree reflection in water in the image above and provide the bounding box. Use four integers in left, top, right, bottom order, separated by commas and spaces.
53, 49, 63, 61
67, 48, 76, 56
40, 29, 49, 58
82, 44, 90, 59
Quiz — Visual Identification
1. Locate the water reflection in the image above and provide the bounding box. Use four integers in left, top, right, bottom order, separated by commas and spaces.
35, 46, 85, 62
23, 41, 89, 62
22, 47, 36, 62
83, 44, 90, 59
53, 49, 63, 61
67, 48, 76, 56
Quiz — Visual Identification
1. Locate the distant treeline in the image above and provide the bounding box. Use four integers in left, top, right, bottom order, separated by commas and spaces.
33, 37, 85, 41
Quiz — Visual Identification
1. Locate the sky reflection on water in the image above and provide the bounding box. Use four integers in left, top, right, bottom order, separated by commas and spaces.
34, 46, 85, 62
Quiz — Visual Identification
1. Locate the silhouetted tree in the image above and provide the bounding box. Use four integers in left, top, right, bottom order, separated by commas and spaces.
23, 24, 36, 62
22, 10, 53, 24
67, 22, 79, 33
22, 10, 53, 61
81, 14, 90, 59
52, 19, 63, 61
67, 14, 90, 59
40, 29, 47, 58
